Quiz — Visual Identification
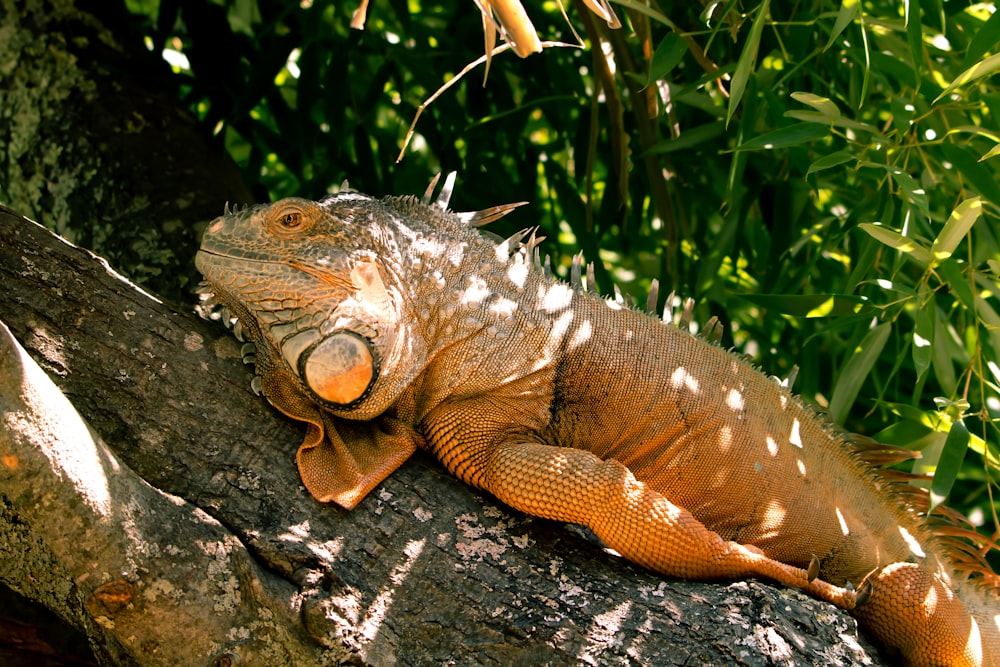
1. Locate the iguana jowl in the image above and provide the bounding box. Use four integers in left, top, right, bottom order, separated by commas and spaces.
195, 183, 1000, 667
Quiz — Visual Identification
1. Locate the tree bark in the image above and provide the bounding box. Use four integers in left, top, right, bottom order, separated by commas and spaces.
0, 0, 253, 306
0, 206, 889, 666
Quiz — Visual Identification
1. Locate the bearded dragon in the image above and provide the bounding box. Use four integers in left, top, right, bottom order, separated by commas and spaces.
195, 179, 1000, 666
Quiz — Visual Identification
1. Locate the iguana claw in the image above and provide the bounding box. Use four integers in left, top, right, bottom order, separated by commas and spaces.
241, 342, 257, 365
807, 554, 820, 582
854, 578, 872, 607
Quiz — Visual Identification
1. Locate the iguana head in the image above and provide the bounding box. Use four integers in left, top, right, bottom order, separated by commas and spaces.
195, 193, 408, 417
195, 183, 530, 507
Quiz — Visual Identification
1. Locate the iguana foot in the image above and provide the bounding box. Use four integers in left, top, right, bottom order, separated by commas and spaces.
801, 577, 859, 610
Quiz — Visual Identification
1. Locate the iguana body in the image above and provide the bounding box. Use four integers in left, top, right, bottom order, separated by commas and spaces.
196, 186, 1000, 666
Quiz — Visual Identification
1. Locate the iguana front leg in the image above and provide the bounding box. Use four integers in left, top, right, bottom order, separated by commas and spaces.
446, 437, 855, 607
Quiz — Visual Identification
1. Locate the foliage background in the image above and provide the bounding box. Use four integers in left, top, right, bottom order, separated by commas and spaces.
87, 0, 1000, 567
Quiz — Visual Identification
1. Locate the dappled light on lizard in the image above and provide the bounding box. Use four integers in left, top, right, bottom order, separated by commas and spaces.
196, 180, 1000, 666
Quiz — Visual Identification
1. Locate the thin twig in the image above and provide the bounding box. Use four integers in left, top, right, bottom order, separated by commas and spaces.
396, 40, 579, 163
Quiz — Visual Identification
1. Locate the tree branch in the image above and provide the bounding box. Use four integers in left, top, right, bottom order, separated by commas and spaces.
0, 318, 331, 665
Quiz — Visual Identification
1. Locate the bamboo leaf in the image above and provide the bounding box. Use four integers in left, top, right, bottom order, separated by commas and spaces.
962, 9, 1000, 70
807, 150, 854, 175
783, 110, 879, 133
931, 314, 958, 395
929, 419, 969, 510
732, 123, 828, 151
825, 0, 859, 50
935, 52, 1000, 103
858, 223, 932, 264
858, 11, 871, 107
727, 0, 769, 126
939, 143, 1000, 204
980, 143, 1000, 162
930, 197, 980, 263
936, 259, 975, 312
641, 121, 724, 156
647, 32, 689, 84
912, 284, 934, 383
873, 420, 932, 446
885, 166, 930, 221
607, 0, 674, 28
904, 0, 922, 88
740, 293, 870, 317
945, 125, 1000, 142
790, 92, 841, 119
829, 322, 891, 424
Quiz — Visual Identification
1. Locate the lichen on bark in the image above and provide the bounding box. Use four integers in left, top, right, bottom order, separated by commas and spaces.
0, 0, 101, 237
0, 0, 253, 305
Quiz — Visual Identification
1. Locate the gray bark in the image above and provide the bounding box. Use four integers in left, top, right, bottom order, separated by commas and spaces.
0, 0, 253, 306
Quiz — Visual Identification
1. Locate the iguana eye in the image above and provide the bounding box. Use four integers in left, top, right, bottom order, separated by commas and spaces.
266, 199, 316, 236
280, 212, 301, 228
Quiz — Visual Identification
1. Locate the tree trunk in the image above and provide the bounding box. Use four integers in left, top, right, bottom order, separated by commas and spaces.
0, 0, 253, 307
0, 1, 888, 665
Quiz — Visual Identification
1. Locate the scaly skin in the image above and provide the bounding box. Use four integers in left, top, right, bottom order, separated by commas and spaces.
196, 189, 1000, 666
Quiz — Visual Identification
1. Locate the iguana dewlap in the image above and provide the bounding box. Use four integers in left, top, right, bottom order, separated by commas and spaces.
195, 186, 1000, 666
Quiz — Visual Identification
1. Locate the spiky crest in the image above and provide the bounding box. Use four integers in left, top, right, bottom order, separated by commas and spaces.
570, 252, 584, 290
421, 173, 442, 205
646, 279, 659, 316
458, 203, 529, 227
420, 172, 527, 226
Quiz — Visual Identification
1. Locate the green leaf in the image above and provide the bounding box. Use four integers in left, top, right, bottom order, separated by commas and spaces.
790, 92, 841, 119
936, 259, 975, 313
929, 419, 969, 510
783, 110, 879, 133
858, 11, 872, 108
647, 32, 689, 84
935, 52, 1000, 103
732, 123, 829, 151
912, 284, 934, 383
889, 96, 916, 138
962, 9, 1000, 70
980, 143, 1000, 162
885, 166, 930, 221
727, 0, 769, 126
829, 321, 891, 424
882, 401, 938, 424
867, 51, 916, 90
931, 315, 958, 395
904, 0, 922, 89
939, 143, 1000, 204
873, 419, 932, 446
973, 296, 1000, 373
609, 0, 674, 28
640, 121, 725, 156
740, 293, 871, 317
825, 0, 859, 50
806, 150, 854, 176
930, 197, 980, 263
987, 358, 1000, 391
858, 223, 932, 265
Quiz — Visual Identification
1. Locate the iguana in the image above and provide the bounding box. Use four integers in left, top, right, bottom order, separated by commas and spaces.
195, 179, 1000, 666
